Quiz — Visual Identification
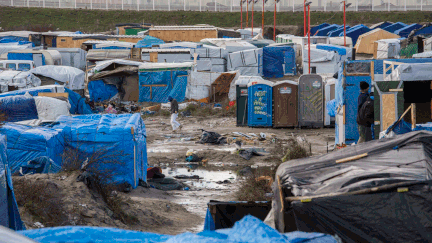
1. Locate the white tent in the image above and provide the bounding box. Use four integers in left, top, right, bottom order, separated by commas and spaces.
385, 63, 432, 81
29, 65, 85, 90
302, 48, 339, 74
48, 48, 87, 70
0, 71, 41, 93
227, 48, 263, 76
187, 71, 225, 100
190, 45, 228, 72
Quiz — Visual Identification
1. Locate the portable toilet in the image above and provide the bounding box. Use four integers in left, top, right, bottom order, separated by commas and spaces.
236, 76, 264, 126
247, 80, 273, 127
324, 78, 336, 127
298, 74, 324, 127
273, 80, 298, 128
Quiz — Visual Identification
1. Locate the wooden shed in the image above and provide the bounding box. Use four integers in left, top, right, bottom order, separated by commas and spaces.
56, 34, 116, 48
148, 26, 218, 42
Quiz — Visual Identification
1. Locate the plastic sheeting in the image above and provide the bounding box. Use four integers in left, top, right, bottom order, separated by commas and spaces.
303, 49, 339, 74
33, 96, 71, 121
135, 36, 164, 48
159, 42, 203, 49
383, 22, 407, 33
139, 70, 188, 103
88, 80, 118, 102
48, 48, 87, 70
316, 44, 352, 62
51, 114, 147, 188
89, 59, 143, 74
0, 123, 65, 173
328, 26, 350, 37
29, 65, 85, 90
413, 51, 432, 58
339, 25, 371, 46
263, 46, 296, 78
0, 42, 32, 56
187, 71, 222, 100
274, 131, 432, 242
310, 23, 330, 36
20, 215, 336, 243
0, 95, 38, 122
0, 134, 25, 230
394, 23, 422, 38
65, 88, 92, 115
0, 71, 41, 93
227, 48, 263, 76
315, 24, 339, 37
385, 63, 432, 81
191, 46, 228, 72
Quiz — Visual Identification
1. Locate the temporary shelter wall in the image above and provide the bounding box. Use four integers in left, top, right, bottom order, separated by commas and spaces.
298, 74, 324, 127
0, 42, 32, 56
383, 22, 407, 33
237, 28, 260, 39
190, 46, 228, 72
0, 134, 25, 230
56, 34, 116, 48
235, 76, 264, 126
48, 48, 87, 70
263, 46, 296, 78
0, 71, 41, 93
274, 130, 432, 242
138, 62, 194, 103
302, 48, 339, 75
273, 81, 298, 127
316, 44, 352, 62
247, 80, 273, 127
314, 24, 340, 36
50, 114, 147, 189
159, 42, 202, 49
227, 48, 263, 76
374, 39, 401, 59
7, 50, 62, 66
275, 36, 329, 48
324, 78, 336, 126
0, 95, 38, 122
328, 26, 350, 37
86, 49, 131, 62
90, 41, 135, 50
310, 23, 330, 36
135, 36, 165, 48
340, 25, 371, 46
394, 23, 422, 38
354, 28, 400, 54
88, 80, 118, 102
148, 27, 218, 42
187, 71, 223, 101
328, 36, 353, 48
29, 65, 85, 90
141, 49, 191, 63
0, 123, 65, 173
370, 21, 393, 29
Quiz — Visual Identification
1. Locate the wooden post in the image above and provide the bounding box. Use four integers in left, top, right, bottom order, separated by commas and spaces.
277, 175, 284, 212
411, 103, 416, 130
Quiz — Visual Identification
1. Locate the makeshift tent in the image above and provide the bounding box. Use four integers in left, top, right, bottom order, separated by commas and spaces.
310, 23, 330, 36
47, 48, 87, 70
203, 38, 257, 53
50, 114, 147, 189
0, 85, 65, 98
263, 46, 296, 78
273, 130, 432, 243
0, 134, 25, 230
138, 62, 194, 103
413, 51, 432, 58
0, 123, 65, 173
0, 31, 37, 42
328, 36, 353, 48
411, 24, 432, 38
0, 42, 32, 56
89, 41, 135, 49
29, 65, 85, 91
314, 24, 339, 37
354, 28, 400, 54
227, 48, 263, 76
0, 71, 41, 93
394, 23, 422, 38
88, 80, 118, 102
339, 25, 371, 46
374, 39, 401, 59
370, 21, 393, 29
302, 48, 339, 74
237, 28, 260, 39
141, 49, 191, 63
7, 49, 62, 66
19, 215, 337, 243
328, 26, 350, 37
0, 95, 38, 122
190, 45, 228, 72
383, 22, 407, 33
316, 44, 352, 62
159, 42, 203, 49
186, 71, 224, 100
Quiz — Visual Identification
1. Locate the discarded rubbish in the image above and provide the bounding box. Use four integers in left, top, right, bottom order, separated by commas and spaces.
197, 129, 227, 145
238, 148, 264, 160
147, 177, 185, 191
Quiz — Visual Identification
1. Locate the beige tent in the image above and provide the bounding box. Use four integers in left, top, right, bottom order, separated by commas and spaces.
354, 28, 400, 54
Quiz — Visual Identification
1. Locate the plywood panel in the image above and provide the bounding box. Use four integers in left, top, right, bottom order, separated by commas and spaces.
118, 37, 141, 43
148, 29, 217, 42
382, 93, 396, 131
38, 92, 69, 98
150, 52, 158, 62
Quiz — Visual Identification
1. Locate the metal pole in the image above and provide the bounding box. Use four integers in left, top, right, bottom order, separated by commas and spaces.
308, 4, 310, 74
344, 1, 346, 47
293, 0, 295, 12
27, 0, 29, 7
215, 0, 217, 11
304, 0, 306, 36
43, 0, 44, 8
241, 0, 243, 28
356, 0, 358, 11
58, 0, 59, 8
11, 0, 13, 7
324, 0, 326, 11
421, 0, 423, 11
231, 0, 233, 12
388, 0, 390, 11
184, 0, 185, 10
90, 0, 92, 9
371, 0, 373, 11
122, 0, 124, 9
273, 0, 276, 41
262, 0, 265, 34
404, 0, 406, 11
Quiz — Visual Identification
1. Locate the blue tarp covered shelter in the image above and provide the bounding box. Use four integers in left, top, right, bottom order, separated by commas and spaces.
0, 95, 38, 122
328, 26, 350, 37
339, 25, 371, 45
263, 46, 296, 78
20, 215, 337, 243
394, 23, 422, 38
138, 63, 193, 103
311, 23, 330, 36
383, 22, 407, 33
88, 80, 118, 102
135, 35, 165, 48
0, 123, 65, 173
315, 24, 340, 36
412, 24, 432, 37
50, 114, 147, 189
0, 134, 25, 230
7, 52, 46, 65
371, 21, 393, 30
316, 44, 351, 62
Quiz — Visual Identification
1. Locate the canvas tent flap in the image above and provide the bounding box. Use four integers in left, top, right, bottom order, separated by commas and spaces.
29, 65, 85, 90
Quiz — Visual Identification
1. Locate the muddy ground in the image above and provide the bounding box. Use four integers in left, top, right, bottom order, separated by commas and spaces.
13, 115, 335, 235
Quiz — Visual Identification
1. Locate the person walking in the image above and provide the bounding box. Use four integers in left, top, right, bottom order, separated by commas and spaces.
356, 81, 373, 144
168, 96, 182, 132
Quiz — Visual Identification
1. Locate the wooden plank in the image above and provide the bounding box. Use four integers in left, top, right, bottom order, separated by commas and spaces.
371, 61, 374, 81
411, 103, 416, 130
150, 52, 158, 63
382, 93, 396, 131
38, 92, 69, 98
336, 153, 368, 164
389, 89, 403, 92
343, 105, 346, 124
277, 176, 284, 213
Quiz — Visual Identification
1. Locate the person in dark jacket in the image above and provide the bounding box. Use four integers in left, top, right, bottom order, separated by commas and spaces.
357, 81, 372, 143
168, 96, 182, 131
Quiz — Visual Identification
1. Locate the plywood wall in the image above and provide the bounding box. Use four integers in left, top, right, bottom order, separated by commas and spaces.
118, 37, 141, 43
148, 29, 218, 42
382, 93, 396, 131
57, 37, 117, 48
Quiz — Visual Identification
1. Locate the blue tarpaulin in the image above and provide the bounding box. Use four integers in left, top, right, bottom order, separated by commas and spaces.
0, 134, 25, 230
20, 215, 336, 243
0, 95, 38, 122
315, 24, 340, 36
7, 52, 45, 65
0, 36, 29, 43
311, 23, 330, 36
412, 24, 432, 37
394, 23, 422, 38
339, 25, 371, 45
383, 22, 407, 33
50, 114, 147, 189
263, 46, 296, 78
326, 99, 337, 117
372, 22, 393, 29
316, 44, 350, 61
19, 156, 61, 175
88, 80, 118, 102
135, 36, 165, 48
328, 26, 350, 37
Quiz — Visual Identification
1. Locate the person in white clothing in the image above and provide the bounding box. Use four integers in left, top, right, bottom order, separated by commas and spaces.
168, 96, 182, 131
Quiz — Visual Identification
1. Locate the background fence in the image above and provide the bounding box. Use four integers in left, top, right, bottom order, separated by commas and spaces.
0, 0, 431, 12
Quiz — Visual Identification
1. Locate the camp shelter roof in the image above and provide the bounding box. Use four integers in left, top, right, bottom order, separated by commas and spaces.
235, 76, 264, 86
0, 42, 32, 55
86, 49, 131, 61
413, 51, 432, 58
41, 31, 76, 36
394, 23, 422, 38
150, 25, 216, 31
90, 59, 143, 73
302, 48, 336, 63
89, 66, 139, 81
58, 33, 104, 37
354, 28, 400, 54
340, 25, 371, 45
328, 26, 350, 37
247, 80, 273, 87
316, 44, 350, 57
116, 23, 149, 27
138, 62, 194, 71
0, 31, 38, 38
314, 24, 340, 37
276, 130, 432, 198
0, 85, 65, 98
370, 21, 393, 29
411, 24, 432, 38
385, 63, 432, 81
29, 65, 85, 90
159, 42, 202, 49
141, 48, 191, 53
274, 80, 297, 86
135, 35, 164, 48
107, 35, 143, 39
383, 22, 408, 33
310, 23, 330, 36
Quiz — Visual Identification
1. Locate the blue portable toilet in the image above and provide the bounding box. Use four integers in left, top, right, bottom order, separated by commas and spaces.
394, 23, 422, 38
383, 22, 407, 33
311, 23, 330, 36
247, 80, 273, 127
263, 46, 296, 78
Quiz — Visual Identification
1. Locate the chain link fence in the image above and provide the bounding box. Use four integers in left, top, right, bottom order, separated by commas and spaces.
0, 0, 430, 12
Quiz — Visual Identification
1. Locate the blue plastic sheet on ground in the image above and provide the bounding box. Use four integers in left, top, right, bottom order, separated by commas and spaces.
20, 215, 336, 243
394, 23, 422, 38
0, 95, 38, 122
385, 118, 413, 135
88, 80, 118, 102
263, 46, 295, 78
19, 156, 61, 175
326, 99, 337, 117
0, 134, 25, 231
50, 114, 147, 189
135, 36, 165, 48
139, 70, 188, 103
0, 123, 65, 174
311, 23, 330, 36
65, 88, 92, 115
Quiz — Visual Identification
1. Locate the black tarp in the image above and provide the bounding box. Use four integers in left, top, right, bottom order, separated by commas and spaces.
273, 131, 432, 242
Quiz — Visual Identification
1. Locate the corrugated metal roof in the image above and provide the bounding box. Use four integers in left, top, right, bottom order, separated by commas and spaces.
141, 49, 191, 53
